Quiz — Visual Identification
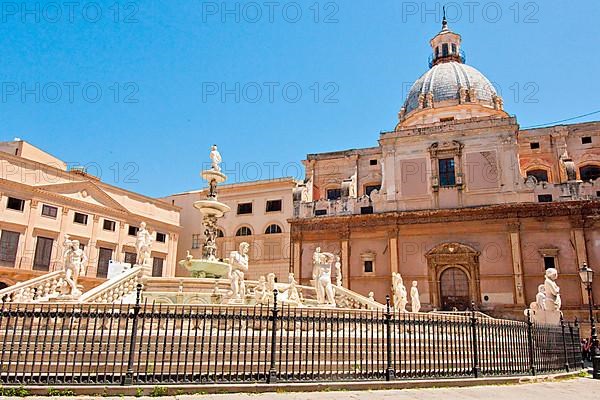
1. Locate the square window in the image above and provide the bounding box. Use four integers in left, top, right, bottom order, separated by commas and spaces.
538, 194, 553, 203
369, 159, 378, 166
128, 226, 139, 236
192, 234, 202, 249
327, 188, 342, 200
361, 206, 374, 214
103, 219, 116, 231
438, 158, 456, 187
124, 252, 137, 265
41, 204, 58, 218
73, 212, 88, 225
237, 202, 253, 215
582, 136, 592, 145
543, 256, 556, 270
530, 142, 540, 150
156, 232, 167, 243
364, 260, 374, 273
266, 199, 282, 213
7, 197, 25, 211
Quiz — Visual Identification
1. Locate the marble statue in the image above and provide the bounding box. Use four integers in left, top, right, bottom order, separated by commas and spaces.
544, 268, 561, 312
281, 273, 301, 306
135, 222, 153, 267
228, 242, 249, 302
531, 284, 546, 311
61, 235, 88, 298
349, 173, 357, 198
334, 256, 342, 287
210, 144, 222, 172
312, 247, 336, 306
410, 281, 421, 313
266, 273, 276, 295
254, 276, 269, 304
368, 292, 375, 302
560, 150, 578, 181
392, 272, 408, 312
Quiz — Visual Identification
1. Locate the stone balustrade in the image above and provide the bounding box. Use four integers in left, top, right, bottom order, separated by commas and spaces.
0, 271, 65, 303
79, 266, 144, 304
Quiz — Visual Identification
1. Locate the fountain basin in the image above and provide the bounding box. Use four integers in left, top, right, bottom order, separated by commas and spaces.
180, 259, 230, 278
193, 200, 231, 218
201, 169, 227, 183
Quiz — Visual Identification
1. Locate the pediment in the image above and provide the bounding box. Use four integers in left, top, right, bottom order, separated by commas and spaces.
34, 181, 127, 212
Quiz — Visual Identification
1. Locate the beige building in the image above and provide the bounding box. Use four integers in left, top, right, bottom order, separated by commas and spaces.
165, 177, 297, 280
0, 140, 181, 288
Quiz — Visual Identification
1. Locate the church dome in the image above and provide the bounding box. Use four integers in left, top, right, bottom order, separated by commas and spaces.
402, 62, 498, 116
396, 14, 507, 128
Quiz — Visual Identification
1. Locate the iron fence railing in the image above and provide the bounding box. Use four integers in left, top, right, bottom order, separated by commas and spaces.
0, 287, 582, 386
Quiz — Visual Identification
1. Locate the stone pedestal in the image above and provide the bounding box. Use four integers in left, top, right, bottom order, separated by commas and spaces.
531, 309, 562, 325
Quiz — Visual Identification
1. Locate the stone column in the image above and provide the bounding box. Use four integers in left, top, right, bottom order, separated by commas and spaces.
20, 199, 39, 270
340, 229, 350, 288
508, 221, 526, 305
389, 229, 399, 275
86, 215, 101, 277
570, 216, 589, 304
291, 232, 302, 283
383, 148, 396, 201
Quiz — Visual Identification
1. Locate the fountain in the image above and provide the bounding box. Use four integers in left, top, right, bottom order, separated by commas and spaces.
179, 145, 232, 278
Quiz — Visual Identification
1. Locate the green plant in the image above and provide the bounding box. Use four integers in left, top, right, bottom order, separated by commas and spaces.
0, 386, 30, 397
135, 387, 144, 397
47, 388, 76, 396
149, 386, 168, 397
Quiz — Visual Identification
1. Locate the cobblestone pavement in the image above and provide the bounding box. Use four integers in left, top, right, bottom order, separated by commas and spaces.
6, 377, 600, 399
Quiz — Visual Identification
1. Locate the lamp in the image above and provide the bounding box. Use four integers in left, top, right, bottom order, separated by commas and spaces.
579, 262, 599, 379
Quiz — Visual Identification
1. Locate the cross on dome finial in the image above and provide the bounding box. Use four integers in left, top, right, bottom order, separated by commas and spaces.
442, 6, 448, 30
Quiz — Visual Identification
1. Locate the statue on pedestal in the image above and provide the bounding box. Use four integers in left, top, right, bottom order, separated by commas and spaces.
312, 247, 336, 306
410, 281, 421, 313
135, 222, 153, 267
544, 268, 561, 311
61, 235, 88, 298
210, 144, 222, 172
266, 273, 276, 295
228, 242, 249, 302
281, 273, 301, 306
392, 272, 408, 312
254, 276, 269, 305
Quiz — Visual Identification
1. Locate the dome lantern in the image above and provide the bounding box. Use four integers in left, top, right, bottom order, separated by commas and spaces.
429, 7, 465, 68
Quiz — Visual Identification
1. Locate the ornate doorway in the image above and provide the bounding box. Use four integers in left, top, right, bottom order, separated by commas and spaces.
425, 242, 481, 310
439, 267, 470, 311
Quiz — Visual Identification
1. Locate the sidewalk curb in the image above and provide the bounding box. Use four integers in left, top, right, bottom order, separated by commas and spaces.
2, 371, 587, 396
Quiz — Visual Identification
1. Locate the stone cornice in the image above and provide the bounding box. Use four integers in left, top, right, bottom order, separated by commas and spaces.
289, 201, 600, 233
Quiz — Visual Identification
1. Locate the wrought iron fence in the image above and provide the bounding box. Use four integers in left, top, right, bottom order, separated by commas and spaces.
0, 287, 582, 386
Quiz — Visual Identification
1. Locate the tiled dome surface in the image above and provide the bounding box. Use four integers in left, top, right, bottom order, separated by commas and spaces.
403, 62, 497, 115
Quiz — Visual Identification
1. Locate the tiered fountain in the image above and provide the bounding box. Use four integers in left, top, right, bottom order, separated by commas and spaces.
179, 145, 232, 278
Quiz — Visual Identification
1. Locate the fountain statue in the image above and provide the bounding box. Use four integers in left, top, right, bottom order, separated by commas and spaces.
179, 145, 231, 278
526, 268, 562, 325
410, 281, 421, 313
60, 235, 88, 299
312, 247, 336, 306
228, 242, 249, 303
392, 272, 408, 312
136, 222, 153, 276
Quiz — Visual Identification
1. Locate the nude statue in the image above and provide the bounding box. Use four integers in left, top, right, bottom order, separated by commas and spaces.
392, 272, 408, 312
254, 276, 269, 304
135, 222, 153, 267
544, 268, 561, 311
312, 247, 336, 306
229, 242, 249, 301
334, 256, 342, 287
62, 235, 88, 298
210, 144, 222, 172
410, 280, 421, 313
531, 284, 546, 311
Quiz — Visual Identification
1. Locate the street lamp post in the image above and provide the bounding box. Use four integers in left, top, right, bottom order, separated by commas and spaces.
579, 263, 599, 379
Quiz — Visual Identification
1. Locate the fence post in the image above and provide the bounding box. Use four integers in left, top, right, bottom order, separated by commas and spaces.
123, 284, 143, 385
526, 309, 536, 376
560, 315, 570, 372
575, 318, 584, 370
470, 301, 480, 378
385, 295, 395, 381
267, 289, 279, 384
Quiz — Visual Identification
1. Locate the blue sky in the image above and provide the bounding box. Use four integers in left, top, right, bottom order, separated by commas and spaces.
1, 0, 599, 197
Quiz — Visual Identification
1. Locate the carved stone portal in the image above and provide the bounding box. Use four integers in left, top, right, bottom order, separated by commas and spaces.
425, 242, 481, 310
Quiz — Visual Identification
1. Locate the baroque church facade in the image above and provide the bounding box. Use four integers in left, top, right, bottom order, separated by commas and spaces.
289, 19, 600, 320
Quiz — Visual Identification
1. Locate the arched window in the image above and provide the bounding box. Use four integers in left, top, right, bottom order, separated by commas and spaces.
580, 165, 600, 182
526, 169, 549, 183
216, 229, 225, 238
265, 224, 282, 234
235, 226, 252, 237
